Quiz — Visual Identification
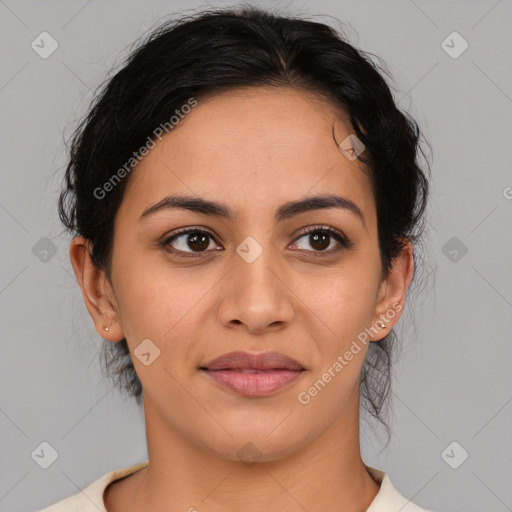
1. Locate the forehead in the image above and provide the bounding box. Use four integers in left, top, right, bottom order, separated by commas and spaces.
162, 86, 355, 159
120, 86, 375, 227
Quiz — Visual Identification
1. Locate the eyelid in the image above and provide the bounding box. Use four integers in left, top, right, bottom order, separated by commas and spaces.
166, 225, 217, 240
291, 224, 353, 252
159, 225, 222, 258
293, 224, 348, 242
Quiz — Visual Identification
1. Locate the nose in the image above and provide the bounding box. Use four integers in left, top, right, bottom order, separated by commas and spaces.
216, 243, 295, 334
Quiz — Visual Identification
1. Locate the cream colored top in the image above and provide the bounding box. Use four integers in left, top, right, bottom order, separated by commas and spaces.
37, 461, 436, 511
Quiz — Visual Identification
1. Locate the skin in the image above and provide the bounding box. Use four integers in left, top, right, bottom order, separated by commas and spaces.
70, 86, 414, 512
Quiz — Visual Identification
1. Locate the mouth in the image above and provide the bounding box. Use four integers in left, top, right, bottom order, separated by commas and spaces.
199, 351, 305, 397
201, 350, 305, 371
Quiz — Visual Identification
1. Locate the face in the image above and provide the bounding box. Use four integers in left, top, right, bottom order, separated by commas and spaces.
72, 86, 413, 462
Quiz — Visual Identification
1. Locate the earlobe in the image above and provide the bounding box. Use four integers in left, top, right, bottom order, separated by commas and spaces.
69, 236, 124, 342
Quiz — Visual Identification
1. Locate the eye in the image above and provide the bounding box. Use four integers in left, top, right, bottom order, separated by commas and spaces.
161, 227, 221, 258
290, 225, 353, 255
160, 224, 353, 259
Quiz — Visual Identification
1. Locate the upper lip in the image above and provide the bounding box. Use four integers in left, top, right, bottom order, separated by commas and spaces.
201, 351, 304, 371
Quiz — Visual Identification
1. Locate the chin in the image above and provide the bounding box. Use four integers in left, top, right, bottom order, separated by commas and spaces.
196, 427, 311, 465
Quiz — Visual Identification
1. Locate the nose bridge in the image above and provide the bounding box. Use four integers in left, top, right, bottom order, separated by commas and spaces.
233, 232, 281, 296
216, 230, 295, 332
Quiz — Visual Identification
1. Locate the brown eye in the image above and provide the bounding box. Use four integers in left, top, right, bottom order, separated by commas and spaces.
161, 225, 353, 259
291, 226, 353, 254
185, 232, 209, 251
307, 231, 330, 251
163, 228, 220, 256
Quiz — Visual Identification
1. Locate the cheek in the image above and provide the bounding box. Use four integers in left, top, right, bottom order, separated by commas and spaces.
297, 264, 379, 388
112, 255, 211, 346
305, 265, 379, 333
112, 261, 210, 396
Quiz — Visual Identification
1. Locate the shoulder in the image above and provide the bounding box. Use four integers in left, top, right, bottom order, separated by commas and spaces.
366, 466, 439, 512
36, 461, 149, 512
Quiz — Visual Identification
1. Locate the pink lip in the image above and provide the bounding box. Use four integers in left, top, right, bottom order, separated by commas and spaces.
202, 350, 304, 371
201, 369, 303, 397
200, 351, 305, 397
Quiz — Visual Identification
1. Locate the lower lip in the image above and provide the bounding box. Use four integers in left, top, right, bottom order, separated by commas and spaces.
201, 369, 304, 397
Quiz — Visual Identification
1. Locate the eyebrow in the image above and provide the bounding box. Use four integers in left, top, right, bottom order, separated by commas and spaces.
139, 193, 366, 228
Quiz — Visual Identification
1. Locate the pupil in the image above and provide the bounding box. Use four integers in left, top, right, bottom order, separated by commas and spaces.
311, 232, 329, 250
189, 232, 209, 251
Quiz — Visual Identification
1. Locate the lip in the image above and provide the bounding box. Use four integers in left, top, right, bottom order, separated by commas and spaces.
202, 351, 304, 371
200, 351, 305, 398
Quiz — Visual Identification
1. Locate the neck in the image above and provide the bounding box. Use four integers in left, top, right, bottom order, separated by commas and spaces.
106, 386, 381, 512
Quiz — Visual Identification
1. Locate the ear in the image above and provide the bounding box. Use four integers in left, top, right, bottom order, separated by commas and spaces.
69, 236, 125, 342
370, 238, 414, 341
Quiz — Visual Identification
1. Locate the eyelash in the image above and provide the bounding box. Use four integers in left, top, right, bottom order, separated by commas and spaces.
160, 225, 353, 259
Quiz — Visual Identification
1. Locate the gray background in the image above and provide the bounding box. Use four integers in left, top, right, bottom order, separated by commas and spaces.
1, 0, 511, 511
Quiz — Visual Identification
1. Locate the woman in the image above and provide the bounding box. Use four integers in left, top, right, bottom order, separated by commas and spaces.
40, 5, 436, 511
